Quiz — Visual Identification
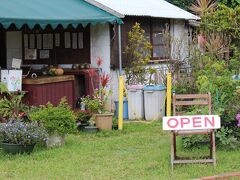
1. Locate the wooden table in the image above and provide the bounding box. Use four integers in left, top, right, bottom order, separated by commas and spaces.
22, 75, 75, 107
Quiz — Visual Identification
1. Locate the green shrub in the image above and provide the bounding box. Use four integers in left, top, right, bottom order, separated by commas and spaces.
30, 98, 77, 135
81, 95, 103, 114
216, 127, 240, 149
0, 83, 27, 120
0, 121, 47, 145
76, 110, 92, 123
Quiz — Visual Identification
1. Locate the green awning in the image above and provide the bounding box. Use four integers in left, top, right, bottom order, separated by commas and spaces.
0, 0, 123, 29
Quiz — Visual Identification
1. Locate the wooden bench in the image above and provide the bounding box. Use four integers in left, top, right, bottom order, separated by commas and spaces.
171, 93, 216, 169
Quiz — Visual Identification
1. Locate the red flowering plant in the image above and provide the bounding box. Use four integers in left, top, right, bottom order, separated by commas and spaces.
96, 57, 103, 67
81, 73, 112, 114
81, 57, 112, 114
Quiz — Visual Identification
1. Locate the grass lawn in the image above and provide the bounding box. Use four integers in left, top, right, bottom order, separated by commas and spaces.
0, 121, 239, 179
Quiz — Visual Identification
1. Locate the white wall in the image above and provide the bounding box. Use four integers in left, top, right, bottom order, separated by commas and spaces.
90, 24, 111, 74
6, 31, 22, 68
90, 23, 116, 110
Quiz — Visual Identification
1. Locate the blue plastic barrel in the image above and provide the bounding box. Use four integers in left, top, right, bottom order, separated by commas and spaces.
114, 100, 129, 120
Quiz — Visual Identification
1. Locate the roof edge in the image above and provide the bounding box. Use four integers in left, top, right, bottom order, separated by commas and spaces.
84, 0, 125, 18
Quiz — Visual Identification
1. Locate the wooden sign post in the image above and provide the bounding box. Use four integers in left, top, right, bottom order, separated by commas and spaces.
164, 93, 221, 169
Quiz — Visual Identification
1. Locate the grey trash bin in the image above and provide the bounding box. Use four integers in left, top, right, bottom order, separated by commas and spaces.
143, 85, 166, 121
127, 85, 144, 120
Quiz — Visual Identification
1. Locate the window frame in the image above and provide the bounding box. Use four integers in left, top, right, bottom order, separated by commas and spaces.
150, 18, 171, 60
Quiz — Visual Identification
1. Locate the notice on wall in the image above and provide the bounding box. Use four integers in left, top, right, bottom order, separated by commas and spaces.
11, 58, 22, 69
24, 49, 37, 60
43, 34, 53, 49
24, 34, 28, 48
78, 32, 83, 49
29, 34, 35, 49
163, 115, 221, 131
64, 32, 71, 48
37, 34, 42, 49
39, 50, 50, 59
72, 33, 77, 49
55, 33, 60, 47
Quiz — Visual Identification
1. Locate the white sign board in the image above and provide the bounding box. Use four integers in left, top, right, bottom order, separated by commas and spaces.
12, 58, 22, 69
1, 70, 22, 91
163, 115, 221, 130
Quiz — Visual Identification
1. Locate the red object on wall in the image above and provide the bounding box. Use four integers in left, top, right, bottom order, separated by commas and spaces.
23, 79, 75, 107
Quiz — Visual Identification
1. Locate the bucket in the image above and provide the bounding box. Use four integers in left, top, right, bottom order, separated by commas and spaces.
114, 100, 129, 120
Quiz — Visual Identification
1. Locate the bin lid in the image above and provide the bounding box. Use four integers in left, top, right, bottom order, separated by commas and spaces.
143, 85, 166, 91
127, 84, 144, 90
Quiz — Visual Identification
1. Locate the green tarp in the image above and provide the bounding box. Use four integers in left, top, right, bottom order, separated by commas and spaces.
0, 0, 122, 29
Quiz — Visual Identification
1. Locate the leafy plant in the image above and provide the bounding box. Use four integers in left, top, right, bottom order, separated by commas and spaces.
76, 110, 92, 123
0, 83, 27, 120
216, 126, 240, 149
189, 0, 217, 16
182, 135, 210, 149
81, 94, 103, 114
29, 98, 77, 135
82, 65, 112, 114
147, 67, 157, 85
125, 23, 152, 85
0, 121, 47, 145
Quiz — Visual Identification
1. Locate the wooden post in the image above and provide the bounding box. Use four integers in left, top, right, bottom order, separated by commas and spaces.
166, 73, 172, 116
118, 76, 124, 130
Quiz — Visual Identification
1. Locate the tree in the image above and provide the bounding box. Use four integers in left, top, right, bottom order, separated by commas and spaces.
166, 0, 195, 10
166, 0, 240, 11
124, 23, 152, 85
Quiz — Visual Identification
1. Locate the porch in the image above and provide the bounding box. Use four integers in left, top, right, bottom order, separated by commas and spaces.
0, 0, 122, 108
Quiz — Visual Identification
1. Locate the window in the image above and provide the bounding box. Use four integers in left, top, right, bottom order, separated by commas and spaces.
151, 19, 170, 59
133, 18, 170, 60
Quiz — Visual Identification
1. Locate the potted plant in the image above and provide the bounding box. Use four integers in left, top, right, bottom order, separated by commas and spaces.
81, 76, 113, 130
76, 110, 93, 131
0, 121, 47, 154
29, 98, 77, 147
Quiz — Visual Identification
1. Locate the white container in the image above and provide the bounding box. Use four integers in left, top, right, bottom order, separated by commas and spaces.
143, 85, 166, 121
1, 70, 22, 91
127, 85, 144, 120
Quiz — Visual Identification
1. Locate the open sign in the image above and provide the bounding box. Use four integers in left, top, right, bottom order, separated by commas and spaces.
163, 115, 221, 130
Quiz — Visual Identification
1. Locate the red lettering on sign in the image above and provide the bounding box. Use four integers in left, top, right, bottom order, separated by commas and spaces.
180, 117, 190, 128
192, 117, 202, 128
167, 118, 178, 128
204, 116, 215, 127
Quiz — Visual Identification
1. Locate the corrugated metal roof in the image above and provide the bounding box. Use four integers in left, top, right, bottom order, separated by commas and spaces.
86, 0, 199, 20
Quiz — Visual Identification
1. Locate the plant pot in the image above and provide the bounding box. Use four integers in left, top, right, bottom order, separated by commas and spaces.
82, 126, 99, 133
95, 113, 113, 130
1, 142, 35, 154
46, 134, 65, 148
77, 123, 90, 131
